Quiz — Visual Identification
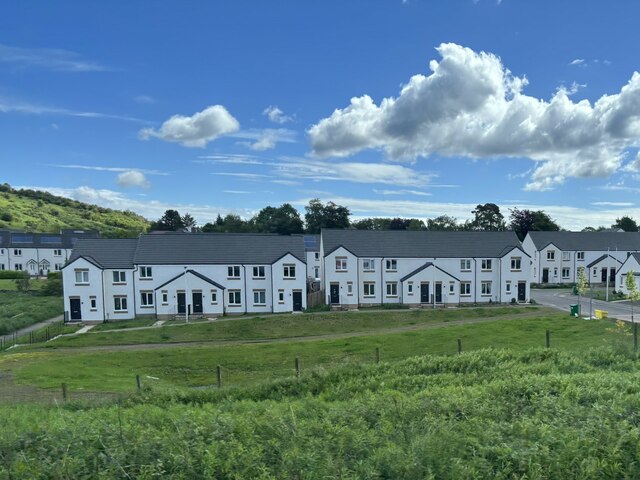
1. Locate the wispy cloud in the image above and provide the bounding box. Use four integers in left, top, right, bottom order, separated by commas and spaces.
232, 128, 297, 151
134, 95, 156, 104
569, 58, 585, 66
196, 154, 265, 165
48, 164, 169, 175
0, 44, 109, 72
263, 105, 294, 124
0, 98, 147, 123
211, 172, 272, 179
373, 189, 432, 197
591, 201, 635, 207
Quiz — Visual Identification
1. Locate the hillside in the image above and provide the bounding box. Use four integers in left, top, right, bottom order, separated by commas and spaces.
1, 347, 640, 478
0, 184, 149, 237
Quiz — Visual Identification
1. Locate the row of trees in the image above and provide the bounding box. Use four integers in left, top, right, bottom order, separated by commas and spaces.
150, 200, 640, 238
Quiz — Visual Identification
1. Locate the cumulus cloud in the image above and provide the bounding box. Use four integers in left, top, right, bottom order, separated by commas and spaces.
117, 170, 150, 188
263, 105, 293, 124
139, 105, 240, 147
309, 43, 640, 190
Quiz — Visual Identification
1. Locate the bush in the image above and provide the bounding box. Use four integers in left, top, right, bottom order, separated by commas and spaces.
15, 272, 31, 292
0, 271, 24, 279
0, 212, 12, 222
41, 277, 62, 296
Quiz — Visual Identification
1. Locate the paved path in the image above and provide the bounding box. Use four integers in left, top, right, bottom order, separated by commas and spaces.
2, 314, 64, 341
531, 289, 640, 322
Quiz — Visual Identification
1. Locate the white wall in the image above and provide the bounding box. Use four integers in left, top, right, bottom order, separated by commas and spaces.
272, 254, 307, 313
62, 258, 105, 322
323, 247, 359, 307
103, 268, 136, 320
618, 256, 640, 294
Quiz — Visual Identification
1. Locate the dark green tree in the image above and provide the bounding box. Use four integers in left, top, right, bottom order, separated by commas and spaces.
469, 203, 506, 231
304, 199, 351, 233
151, 209, 184, 231
253, 204, 304, 235
612, 216, 638, 232
427, 215, 460, 231
182, 213, 197, 231
509, 208, 561, 240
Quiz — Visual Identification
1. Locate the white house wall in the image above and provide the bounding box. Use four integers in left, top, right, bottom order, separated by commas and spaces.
617, 256, 640, 294
5, 247, 70, 275
272, 254, 307, 313
154, 271, 225, 318
62, 258, 105, 322
305, 251, 321, 282
103, 269, 136, 321
0, 247, 7, 271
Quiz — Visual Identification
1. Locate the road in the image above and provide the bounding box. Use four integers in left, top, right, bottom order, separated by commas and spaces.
531, 289, 640, 322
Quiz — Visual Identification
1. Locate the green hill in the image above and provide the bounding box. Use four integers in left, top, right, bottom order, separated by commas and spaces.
0, 184, 149, 237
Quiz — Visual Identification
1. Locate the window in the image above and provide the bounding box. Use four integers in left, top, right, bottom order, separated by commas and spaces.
253, 290, 266, 305
363, 259, 375, 271
0, 264, 4, 271
347, 282, 353, 295
112, 271, 126, 283
278, 289, 285, 303
562, 267, 570, 279
210, 289, 217, 304
506, 281, 511, 294
553, 267, 558, 277
74, 269, 89, 284
283, 264, 296, 278
460, 259, 471, 271
577, 251, 585, 261
252, 266, 265, 278
162, 291, 168, 305
14, 264, 23, 271
314, 252, 320, 260
386, 259, 397, 271
140, 266, 152, 279
55, 263, 62, 271
386, 282, 398, 297
114, 296, 128, 312
408, 282, 413, 294
228, 266, 240, 278
228, 290, 241, 305
593, 268, 597, 276
0, 249, 3, 254
140, 291, 153, 307
450, 282, 455, 294
90, 296, 97, 311
481, 259, 492, 271
314, 267, 319, 278
547, 250, 555, 261
363, 282, 375, 297
335, 257, 348, 271
13, 249, 21, 256
481, 281, 492, 296
511, 257, 522, 271
460, 282, 471, 296
562, 251, 570, 261
53, 249, 62, 256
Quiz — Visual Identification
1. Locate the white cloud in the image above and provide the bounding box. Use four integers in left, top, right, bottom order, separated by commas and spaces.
591, 202, 635, 207
374, 189, 432, 196
211, 172, 272, 179
196, 154, 264, 165
0, 98, 147, 123
309, 43, 640, 191
49, 164, 168, 175
263, 105, 293, 124
139, 105, 240, 147
0, 44, 108, 72
117, 170, 150, 188
569, 58, 585, 66
232, 128, 297, 151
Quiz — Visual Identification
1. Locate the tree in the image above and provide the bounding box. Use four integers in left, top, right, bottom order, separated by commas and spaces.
151, 209, 184, 231
626, 270, 640, 324
509, 208, 561, 240
182, 213, 197, 232
15, 272, 30, 292
576, 266, 588, 317
469, 203, 506, 231
304, 199, 350, 233
427, 215, 460, 231
253, 204, 304, 235
613, 216, 638, 232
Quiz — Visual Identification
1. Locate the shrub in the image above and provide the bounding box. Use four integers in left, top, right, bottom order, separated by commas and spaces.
41, 277, 62, 296
0, 271, 24, 279
0, 211, 12, 222
15, 272, 31, 292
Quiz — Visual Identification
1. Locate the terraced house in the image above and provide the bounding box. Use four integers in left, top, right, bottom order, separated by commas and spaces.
62, 233, 307, 322
0, 229, 99, 276
522, 231, 640, 285
321, 230, 531, 308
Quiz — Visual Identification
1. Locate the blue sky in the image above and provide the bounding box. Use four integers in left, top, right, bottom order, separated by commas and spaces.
2, 0, 640, 229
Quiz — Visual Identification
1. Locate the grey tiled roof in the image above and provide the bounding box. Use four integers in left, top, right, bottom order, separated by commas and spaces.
322, 229, 525, 258
134, 233, 306, 265
67, 239, 139, 269
528, 231, 640, 251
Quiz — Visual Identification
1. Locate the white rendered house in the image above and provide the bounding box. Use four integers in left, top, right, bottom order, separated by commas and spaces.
63, 233, 307, 321
522, 231, 640, 285
616, 253, 640, 295
321, 229, 531, 308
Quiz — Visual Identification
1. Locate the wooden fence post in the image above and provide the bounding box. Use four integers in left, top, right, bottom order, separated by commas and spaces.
375, 347, 380, 364
217, 365, 222, 388
546, 330, 551, 349
61, 383, 68, 401
457, 338, 462, 354
295, 357, 301, 378
135, 374, 141, 392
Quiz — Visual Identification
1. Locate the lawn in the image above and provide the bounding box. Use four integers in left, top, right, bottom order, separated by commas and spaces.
1, 313, 623, 393
0, 291, 63, 336
46, 305, 546, 348
0, 278, 47, 292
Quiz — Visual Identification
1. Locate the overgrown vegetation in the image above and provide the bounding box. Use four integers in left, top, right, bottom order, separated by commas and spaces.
0, 291, 63, 336
2, 347, 640, 478
0, 183, 149, 237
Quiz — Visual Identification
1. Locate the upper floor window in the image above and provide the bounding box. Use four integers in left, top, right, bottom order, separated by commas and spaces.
53, 249, 62, 256
252, 266, 265, 278
362, 259, 375, 271
510, 257, 522, 271
112, 271, 126, 283
314, 267, 320, 278
481, 259, 492, 271
577, 251, 585, 261
547, 250, 555, 261
283, 264, 296, 278
74, 269, 89, 284
562, 251, 570, 261
140, 266, 152, 279
13, 249, 22, 256
228, 266, 240, 278
335, 257, 348, 271
314, 252, 320, 260
460, 259, 471, 271
385, 259, 397, 271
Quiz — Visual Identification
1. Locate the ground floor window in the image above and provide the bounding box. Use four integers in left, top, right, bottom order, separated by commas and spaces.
253, 289, 266, 305
161, 290, 168, 304
347, 282, 353, 295
386, 282, 398, 297
278, 289, 284, 303
90, 296, 97, 311
211, 289, 218, 304
228, 290, 241, 305
114, 296, 128, 312
363, 282, 375, 297
562, 267, 570, 279
408, 282, 413, 294
14, 264, 23, 271
481, 281, 492, 296
460, 282, 471, 296
506, 281, 511, 294
140, 291, 153, 307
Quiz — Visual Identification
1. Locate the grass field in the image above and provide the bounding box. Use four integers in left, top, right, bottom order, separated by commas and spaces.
0, 291, 63, 336
0, 278, 47, 291
1, 312, 624, 393
46, 305, 544, 348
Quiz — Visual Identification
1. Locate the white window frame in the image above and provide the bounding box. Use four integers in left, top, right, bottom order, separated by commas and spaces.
408, 282, 413, 294
460, 259, 471, 271
481, 259, 492, 271
112, 271, 126, 284
314, 267, 320, 278
562, 251, 570, 262
363, 282, 375, 297
252, 266, 265, 278
553, 267, 558, 277
228, 290, 242, 305
278, 289, 285, 303
74, 269, 89, 284
577, 251, 585, 261
347, 282, 353, 295
114, 296, 128, 312
283, 264, 296, 278
14, 264, 23, 271
13, 249, 22, 256
449, 282, 455, 294
481, 281, 492, 296
210, 289, 217, 304
510, 257, 522, 271
460, 282, 471, 296
53, 249, 62, 256
55, 263, 63, 271
385, 259, 397, 271
253, 289, 266, 305
386, 282, 398, 297
228, 266, 241, 278
506, 281, 511, 294
162, 290, 168, 305
562, 267, 570, 279
547, 250, 555, 261
89, 296, 97, 311
362, 259, 375, 271
140, 291, 154, 307
140, 266, 152, 279
335, 257, 348, 271
314, 252, 320, 260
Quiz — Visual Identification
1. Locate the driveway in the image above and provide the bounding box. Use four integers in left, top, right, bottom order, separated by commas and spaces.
531, 288, 640, 322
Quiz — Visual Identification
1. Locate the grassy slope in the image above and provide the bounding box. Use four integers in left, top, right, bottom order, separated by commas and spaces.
0, 291, 63, 335
2, 313, 622, 392
0, 186, 148, 237
2, 347, 640, 478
